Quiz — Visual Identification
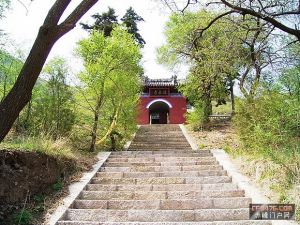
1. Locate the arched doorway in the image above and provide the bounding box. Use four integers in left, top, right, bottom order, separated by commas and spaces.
146, 99, 172, 124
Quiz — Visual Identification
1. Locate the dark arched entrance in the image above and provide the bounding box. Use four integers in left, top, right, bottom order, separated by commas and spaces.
148, 101, 170, 124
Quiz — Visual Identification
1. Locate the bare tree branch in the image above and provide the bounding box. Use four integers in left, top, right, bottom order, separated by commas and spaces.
220, 0, 300, 41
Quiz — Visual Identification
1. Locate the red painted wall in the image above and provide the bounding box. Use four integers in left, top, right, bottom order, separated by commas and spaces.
137, 96, 187, 124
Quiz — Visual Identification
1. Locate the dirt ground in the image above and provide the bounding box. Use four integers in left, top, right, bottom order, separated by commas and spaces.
0, 149, 96, 225
186, 120, 239, 151
186, 121, 281, 202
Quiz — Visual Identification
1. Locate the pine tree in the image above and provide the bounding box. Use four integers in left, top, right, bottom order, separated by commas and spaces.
121, 7, 146, 46
80, 7, 118, 37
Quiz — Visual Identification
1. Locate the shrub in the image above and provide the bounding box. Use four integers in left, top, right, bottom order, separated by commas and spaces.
186, 103, 208, 130
11, 209, 33, 225
233, 91, 300, 177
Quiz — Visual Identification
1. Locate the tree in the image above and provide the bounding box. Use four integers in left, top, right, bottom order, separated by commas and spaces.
81, 6, 146, 45
0, 0, 10, 19
160, 0, 300, 41
31, 57, 75, 138
0, 50, 23, 101
121, 7, 146, 46
80, 7, 118, 37
158, 11, 245, 123
0, 0, 100, 142
76, 26, 142, 151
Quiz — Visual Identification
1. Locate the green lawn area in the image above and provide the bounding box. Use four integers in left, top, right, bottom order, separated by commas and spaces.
212, 101, 232, 115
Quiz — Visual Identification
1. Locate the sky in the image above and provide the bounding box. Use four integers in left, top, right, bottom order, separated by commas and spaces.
1, 0, 188, 79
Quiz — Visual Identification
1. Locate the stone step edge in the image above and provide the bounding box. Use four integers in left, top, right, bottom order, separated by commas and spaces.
63, 208, 250, 221
57, 221, 272, 225
85, 183, 238, 190
99, 165, 223, 171
72, 197, 251, 209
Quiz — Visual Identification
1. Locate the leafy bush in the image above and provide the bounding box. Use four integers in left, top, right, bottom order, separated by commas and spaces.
11, 209, 33, 225
0, 135, 75, 160
233, 91, 300, 177
52, 178, 63, 192
186, 102, 211, 130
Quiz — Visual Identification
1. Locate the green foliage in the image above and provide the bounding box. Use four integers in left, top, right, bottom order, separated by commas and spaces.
187, 102, 209, 130
0, 135, 76, 160
75, 26, 142, 151
0, 0, 10, 19
32, 194, 45, 213
52, 178, 63, 192
19, 57, 76, 138
159, 11, 244, 125
121, 7, 145, 46
11, 209, 33, 225
279, 65, 300, 101
81, 6, 145, 45
0, 49, 23, 101
212, 101, 232, 115
80, 7, 118, 37
233, 91, 300, 176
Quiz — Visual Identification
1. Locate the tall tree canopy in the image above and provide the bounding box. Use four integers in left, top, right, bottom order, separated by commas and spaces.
158, 11, 246, 123
81, 6, 146, 45
121, 7, 146, 46
161, 0, 300, 41
0, 0, 100, 142
76, 26, 142, 151
80, 7, 118, 37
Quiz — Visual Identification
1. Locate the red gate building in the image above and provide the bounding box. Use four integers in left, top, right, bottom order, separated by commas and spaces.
137, 77, 187, 124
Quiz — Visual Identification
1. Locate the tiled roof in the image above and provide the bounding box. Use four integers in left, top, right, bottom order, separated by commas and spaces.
143, 77, 178, 87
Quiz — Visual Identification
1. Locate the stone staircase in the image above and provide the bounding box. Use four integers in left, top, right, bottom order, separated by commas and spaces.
57, 124, 272, 225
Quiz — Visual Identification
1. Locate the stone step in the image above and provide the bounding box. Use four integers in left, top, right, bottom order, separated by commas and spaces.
100, 165, 223, 172
131, 142, 189, 145
139, 125, 181, 129
80, 190, 245, 200
85, 183, 238, 192
128, 147, 193, 150
129, 145, 192, 149
133, 139, 186, 142
109, 152, 211, 157
110, 150, 211, 155
108, 153, 213, 158
127, 148, 193, 151
105, 157, 216, 163
96, 170, 227, 178
56, 124, 258, 225
73, 197, 251, 210
104, 160, 219, 167
130, 143, 191, 146
139, 126, 182, 131
91, 176, 232, 185
64, 208, 249, 222
135, 132, 186, 135
57, 221, 273, 225
131, 140, 188, 143
132, 139, 189, 142
134, 132, 185, 137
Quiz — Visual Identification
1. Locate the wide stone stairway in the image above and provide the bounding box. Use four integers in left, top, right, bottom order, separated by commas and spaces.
57, 125, 272, 225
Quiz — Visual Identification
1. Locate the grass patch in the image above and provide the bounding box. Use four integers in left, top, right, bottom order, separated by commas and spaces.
212, 101, 232, 115
11, 209, 33, 225
0, 135, 76, 160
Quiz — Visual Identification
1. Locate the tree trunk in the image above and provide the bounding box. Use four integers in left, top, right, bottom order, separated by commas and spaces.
90, 81, 105, 152
90, 97, 102, 152
202, 97, 212, 124
97, 101, 122, 145
110, 132, 116, 151
229, 80, 235, 114
0, 28, 59, 141
0, 0, 99, 142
